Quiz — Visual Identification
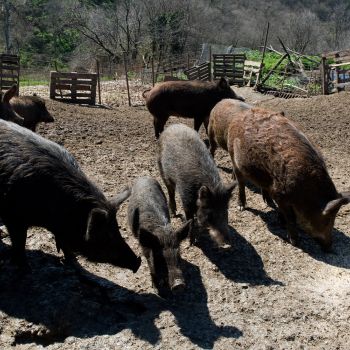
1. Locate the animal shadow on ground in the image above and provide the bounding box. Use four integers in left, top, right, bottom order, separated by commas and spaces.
246, 207, 350, 269
0, 243, 242, 347
196, 226, 281, 286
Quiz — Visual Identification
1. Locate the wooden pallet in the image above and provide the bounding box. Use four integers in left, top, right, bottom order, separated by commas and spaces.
0, 54, 20, 94
213, 54, 246, 86
243, 60, 262, 87
50, 71, 97, 105
184, 62, 210, 81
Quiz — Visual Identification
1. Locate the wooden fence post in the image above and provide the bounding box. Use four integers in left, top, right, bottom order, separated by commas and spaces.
123, 52, 131, 107
96, 59, 101, 105
321, 56, 328, 95
209, 45, 212, 81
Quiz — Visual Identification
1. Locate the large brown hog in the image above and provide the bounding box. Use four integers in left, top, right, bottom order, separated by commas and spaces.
144, 78, 244, 138
227, 107, 350, 250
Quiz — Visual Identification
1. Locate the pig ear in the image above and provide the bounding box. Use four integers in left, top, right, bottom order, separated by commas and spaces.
110, 186, 131, 211
3, 85, 18, 103
218, 77, 229, 89
139, 229, 160, 248
322, 193, 350, 216
198, 186, 212, 206
175, 219, 193, 242
85, 208, 108, 241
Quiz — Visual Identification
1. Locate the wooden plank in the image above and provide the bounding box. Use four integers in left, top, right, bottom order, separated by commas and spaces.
54, 84, 71, 90
51, 78, 95, 85
0, 79, 18, 86
0, 73, 19, 79
0, 64, 19, 71
333, 57, 350, 64
50, 71, 97, 79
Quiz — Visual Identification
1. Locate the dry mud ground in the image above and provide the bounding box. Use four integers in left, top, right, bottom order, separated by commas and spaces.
0, 85, 350, 349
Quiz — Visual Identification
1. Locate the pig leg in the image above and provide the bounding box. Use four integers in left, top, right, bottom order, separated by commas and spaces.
276, 201, 298, 246
164, 179, 177, 217
7, 224, 28, 268
262, 189, 277, 209
208, 125, 217, 158
232, 139, 246, 209
153, 115, 168, 138
193, 117, 204, 132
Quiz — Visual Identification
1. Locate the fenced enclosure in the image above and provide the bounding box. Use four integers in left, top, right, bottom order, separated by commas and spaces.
49, 71, 98, 105
0, 54, 20, 94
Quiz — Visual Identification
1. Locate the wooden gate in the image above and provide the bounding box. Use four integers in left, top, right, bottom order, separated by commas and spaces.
0, 54, 20, 94
50, 71, 97, 104
213, 54, 246, 85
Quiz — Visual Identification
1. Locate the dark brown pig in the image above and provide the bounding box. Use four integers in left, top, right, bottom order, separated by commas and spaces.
0, 119, 141, 272
144, 77, 244, 138
0, 85, 24, 126
10, 94, 54, 131
158, 124, 236, 247
128, 176, 192, 296
227, 107, 350, 250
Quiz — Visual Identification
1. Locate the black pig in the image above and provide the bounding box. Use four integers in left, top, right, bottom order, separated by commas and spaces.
0, 119, 141, 272
10, 94, 54, 132
143, 77, 244, 138
128, 177, 191, 296
158, 124, 236, 247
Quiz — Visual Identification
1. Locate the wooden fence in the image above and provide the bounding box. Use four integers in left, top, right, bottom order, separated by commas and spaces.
184, 62, 211, 81
213, 54, 246, 85
0, 54, 20, 94
50, 71, 97, 104
322, 49, 350, 94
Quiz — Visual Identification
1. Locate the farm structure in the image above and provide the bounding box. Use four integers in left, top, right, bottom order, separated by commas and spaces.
0, 54, 20, 95
49, 71, 98, 105
321, 49, 350, 94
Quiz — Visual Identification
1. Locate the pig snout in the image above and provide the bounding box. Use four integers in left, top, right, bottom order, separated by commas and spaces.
209, 226, 231, 248
43, 112, 54, 123
315, 236, 333, 253
171, 278, 186, 294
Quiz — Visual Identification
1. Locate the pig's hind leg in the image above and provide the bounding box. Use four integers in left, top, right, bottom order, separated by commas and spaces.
231, 139, 246, 210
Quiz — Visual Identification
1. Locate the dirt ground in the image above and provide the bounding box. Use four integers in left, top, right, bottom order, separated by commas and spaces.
0, 83, 349, 349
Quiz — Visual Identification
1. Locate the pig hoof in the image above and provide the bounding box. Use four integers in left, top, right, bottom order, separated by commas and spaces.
237, 205, 245, 211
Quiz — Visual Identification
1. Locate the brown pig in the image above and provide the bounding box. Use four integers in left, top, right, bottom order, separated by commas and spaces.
227, 107, 350, 251
10, 94, 54, 132
208, 99, 274, 207
208, 98, 251, 158
144, 77, 244, 138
